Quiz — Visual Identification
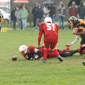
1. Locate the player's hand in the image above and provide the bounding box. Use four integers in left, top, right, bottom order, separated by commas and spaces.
37, 45, 40, 49
65, 44, 71, 47
25, 55, 30, 60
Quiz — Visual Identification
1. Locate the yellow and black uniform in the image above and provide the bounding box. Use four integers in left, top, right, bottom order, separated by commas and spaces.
0, 13, 4, 24
73, 19, 85, 32
0, 13, 4, 30
73, 19, 85, 45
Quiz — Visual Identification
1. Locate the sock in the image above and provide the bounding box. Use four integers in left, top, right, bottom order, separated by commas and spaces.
78, 45, 82, 52
43, 49, 48, 60
80, 47, 85, 55
82, 50, 85, 54
53, 49, 59, 57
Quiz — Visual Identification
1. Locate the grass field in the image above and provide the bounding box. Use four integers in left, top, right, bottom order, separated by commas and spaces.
0, 29, 85, 85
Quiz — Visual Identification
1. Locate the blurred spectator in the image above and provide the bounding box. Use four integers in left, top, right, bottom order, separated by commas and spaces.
35, 4, 43, 31
58, 2, 66, 30
69, 1, 78, 17
68, 0, 81, 7
49, 5, 56, 23
69, 1, 78, 29
11, 7, 16, 30
15, 6, 22, 30
43, 4, 50, 18
21, 5, 28, 30
78, 0, 85, 20
32, 2, 39, 29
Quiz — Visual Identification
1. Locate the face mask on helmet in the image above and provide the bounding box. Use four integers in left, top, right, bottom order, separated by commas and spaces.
68, 16, 77, 28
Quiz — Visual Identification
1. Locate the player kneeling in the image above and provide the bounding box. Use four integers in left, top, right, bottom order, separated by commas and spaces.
38, 17, 63, 63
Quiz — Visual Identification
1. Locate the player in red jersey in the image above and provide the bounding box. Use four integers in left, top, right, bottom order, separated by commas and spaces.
19, 45, 85, 60
38, 17, 63, 63
19, 45, 41, 60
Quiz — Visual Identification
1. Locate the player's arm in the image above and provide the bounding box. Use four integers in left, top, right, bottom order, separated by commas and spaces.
72, 27, 79, 35
66, 35, 80, 47
70, 35, 80, 46
34, 48, 42, 59
38, 31, 42, 46
73, 27, 84, 35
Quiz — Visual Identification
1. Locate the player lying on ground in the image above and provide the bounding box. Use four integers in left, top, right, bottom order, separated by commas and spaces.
19, 45, 83, 60
66, 16, 85, 55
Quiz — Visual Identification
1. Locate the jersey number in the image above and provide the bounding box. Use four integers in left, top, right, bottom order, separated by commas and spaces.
47, 23, 55, 31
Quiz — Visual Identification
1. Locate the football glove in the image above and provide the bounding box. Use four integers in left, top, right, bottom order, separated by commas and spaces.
65, 44, 71, 47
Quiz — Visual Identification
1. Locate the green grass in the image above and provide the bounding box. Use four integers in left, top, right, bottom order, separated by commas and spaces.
2, 23, 68, 29
0, 29, 85, 85
2, 23, 33, 29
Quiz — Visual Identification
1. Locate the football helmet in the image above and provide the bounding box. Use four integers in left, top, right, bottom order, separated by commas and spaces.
44, 17, 52, 23
19, 45, 27, 54
68, 16, 77, 27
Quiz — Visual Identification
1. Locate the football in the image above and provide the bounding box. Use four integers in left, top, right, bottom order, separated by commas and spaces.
12, 56, 17, 61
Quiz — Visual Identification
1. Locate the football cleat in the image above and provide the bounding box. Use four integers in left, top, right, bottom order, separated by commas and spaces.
82, 61, 85, 66
42, 59, 47, 63
57, 56, 63, 62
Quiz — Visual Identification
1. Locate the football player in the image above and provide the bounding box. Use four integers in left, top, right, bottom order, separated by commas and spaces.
66, 16, 85, 55
19, 45, 85, 61
0, 11, 4, 30
38, 17, 63, 63
19, 45, 41, 60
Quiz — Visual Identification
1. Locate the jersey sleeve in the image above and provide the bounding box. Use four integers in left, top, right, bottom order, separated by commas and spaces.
39, 22, 44, 31
70, 35, 80, 46
55, 24, 59, 33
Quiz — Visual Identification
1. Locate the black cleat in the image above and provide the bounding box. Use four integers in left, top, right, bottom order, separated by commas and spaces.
82, 61, 85, 66
58, 56, 63, 62
42, 59, 46, 63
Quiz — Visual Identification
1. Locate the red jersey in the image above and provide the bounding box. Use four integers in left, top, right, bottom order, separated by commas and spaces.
22, 46, 37, 58
38, 22, 59, 45
27, 46, 37, 54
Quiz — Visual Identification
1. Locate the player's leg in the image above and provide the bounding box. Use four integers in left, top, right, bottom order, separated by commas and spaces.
70, 49, 78, 55
51, 42, 63, 62
80, 33, 85, 55
78, 45, 85, 55
42, 42, 49, 63
42, 48, 48, 63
